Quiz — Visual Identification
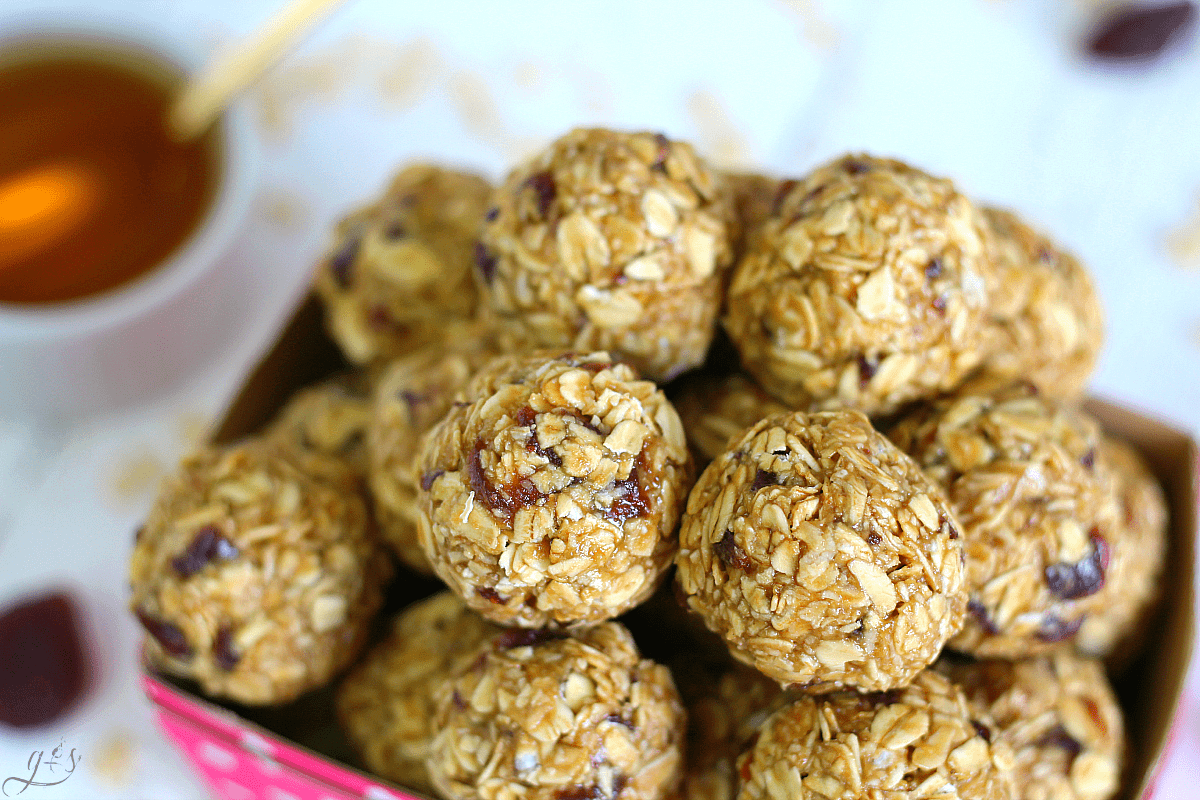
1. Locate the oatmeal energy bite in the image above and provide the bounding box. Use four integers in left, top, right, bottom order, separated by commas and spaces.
427, 621, 686, 800
336, 592, 500, 793
1076, 438, 1168, 660
418, 351, 691, 628
265, 376, 373, 477
477, 128, 736, 381
676, 409, 967, 692
130, 440, 390, 705
369, 330, 499, 574
937, 652, 1124, 800
673, 371, 790, 469
724, 154, 993, 415
887, 384, 1146, 659
737, 670, 1015, 800
975, 207, 1104, 398
315, 164, 492, 364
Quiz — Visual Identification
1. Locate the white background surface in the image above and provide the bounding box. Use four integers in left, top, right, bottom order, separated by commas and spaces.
0, 0, 1198, 797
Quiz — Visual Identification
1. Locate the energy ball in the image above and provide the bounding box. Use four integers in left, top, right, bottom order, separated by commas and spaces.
265, 376, 373, 477
130, 441, 391, 705
886, 384, 1126, 658
417, 351, 691, 628
1076, 438, 1168, 660
724, 154, 993, 415
369, 332, 499, 574
315, 164, 492, 365
476, 128, 736, 382
673, 371, 790, 468
427, 622, 686, 800
974, 208, 1104, 398
736, 670, 1015, 800
676, 409, 967, 692
336, 592, 500, 793
937, 652, 1123, 800
670, 659, 785, 800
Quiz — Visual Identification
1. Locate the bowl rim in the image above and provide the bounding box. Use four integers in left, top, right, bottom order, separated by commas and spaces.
0, 19, 259, 338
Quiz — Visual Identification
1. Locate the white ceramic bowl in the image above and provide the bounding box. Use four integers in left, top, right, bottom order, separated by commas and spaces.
0, 16, 258, 421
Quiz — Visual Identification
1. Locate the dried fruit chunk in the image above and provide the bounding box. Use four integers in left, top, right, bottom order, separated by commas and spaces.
427, 622, 685, 800
736, 671, 1014, 800
937, 651, 1124, 800
1076, 439, 1169, 662
1087, 2, 1197, 61
724, 154, 994, 415
336, 593, 501, 793
887, 384, 1152, 659
477, 128, 737, 381
0, 592, 89, 728
676, 409, 967, 692
417, 351, 691, 628
128, 440, 391, 705
315, 164, 492, 364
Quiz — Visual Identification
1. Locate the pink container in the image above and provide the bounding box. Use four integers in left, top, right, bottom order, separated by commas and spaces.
142, 672, 426, 800
138, 300, 1198, 800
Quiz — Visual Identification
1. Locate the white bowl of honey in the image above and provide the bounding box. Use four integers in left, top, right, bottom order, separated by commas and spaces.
0, 19, 258, 420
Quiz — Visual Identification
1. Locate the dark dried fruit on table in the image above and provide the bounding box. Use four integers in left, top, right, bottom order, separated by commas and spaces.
0, 592, 90, 728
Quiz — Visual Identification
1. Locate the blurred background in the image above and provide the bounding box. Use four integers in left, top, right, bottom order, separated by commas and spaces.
0, 0, 1198, 797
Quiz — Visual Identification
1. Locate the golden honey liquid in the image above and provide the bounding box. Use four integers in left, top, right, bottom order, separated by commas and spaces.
0, 49, 219, 305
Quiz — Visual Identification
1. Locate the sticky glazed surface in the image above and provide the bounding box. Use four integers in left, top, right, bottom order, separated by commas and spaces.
129, 440, 390, 705
477, 128, 736, 382
417, 351, 692, 628
724, 154, 994, 415
676, 409, 967, 692
427, 622, 686, 800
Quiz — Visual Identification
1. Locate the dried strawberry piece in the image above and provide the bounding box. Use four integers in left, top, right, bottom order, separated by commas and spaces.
0, 592, 90, 728
1088, 2, 1196, 61
171, 525, 239, 578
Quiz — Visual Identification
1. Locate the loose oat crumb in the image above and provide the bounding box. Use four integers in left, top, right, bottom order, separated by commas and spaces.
109, 449, 166, 507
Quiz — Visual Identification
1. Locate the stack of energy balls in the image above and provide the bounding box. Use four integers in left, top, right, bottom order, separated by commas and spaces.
129, 130, 1167, 800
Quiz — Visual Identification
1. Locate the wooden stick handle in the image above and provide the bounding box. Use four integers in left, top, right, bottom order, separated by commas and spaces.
168, 0, 350, 141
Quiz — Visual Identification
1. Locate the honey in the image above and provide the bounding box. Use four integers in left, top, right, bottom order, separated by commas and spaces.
0, 45, 220, 305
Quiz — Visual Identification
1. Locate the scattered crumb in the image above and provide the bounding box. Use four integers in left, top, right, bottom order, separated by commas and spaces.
109, 450, 166, 507
251, 35, 370, 143
775, 0, 841, 50
258, 189, 311, 230
570, 64, 616, 115
686, 89, 754, 169
377, 36, 442, 110
450, 70, 510, 146
1166, 195, 1200, 268
512, 61, 545, 91
90, 729, 136, 788
176, 411, 214, 448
